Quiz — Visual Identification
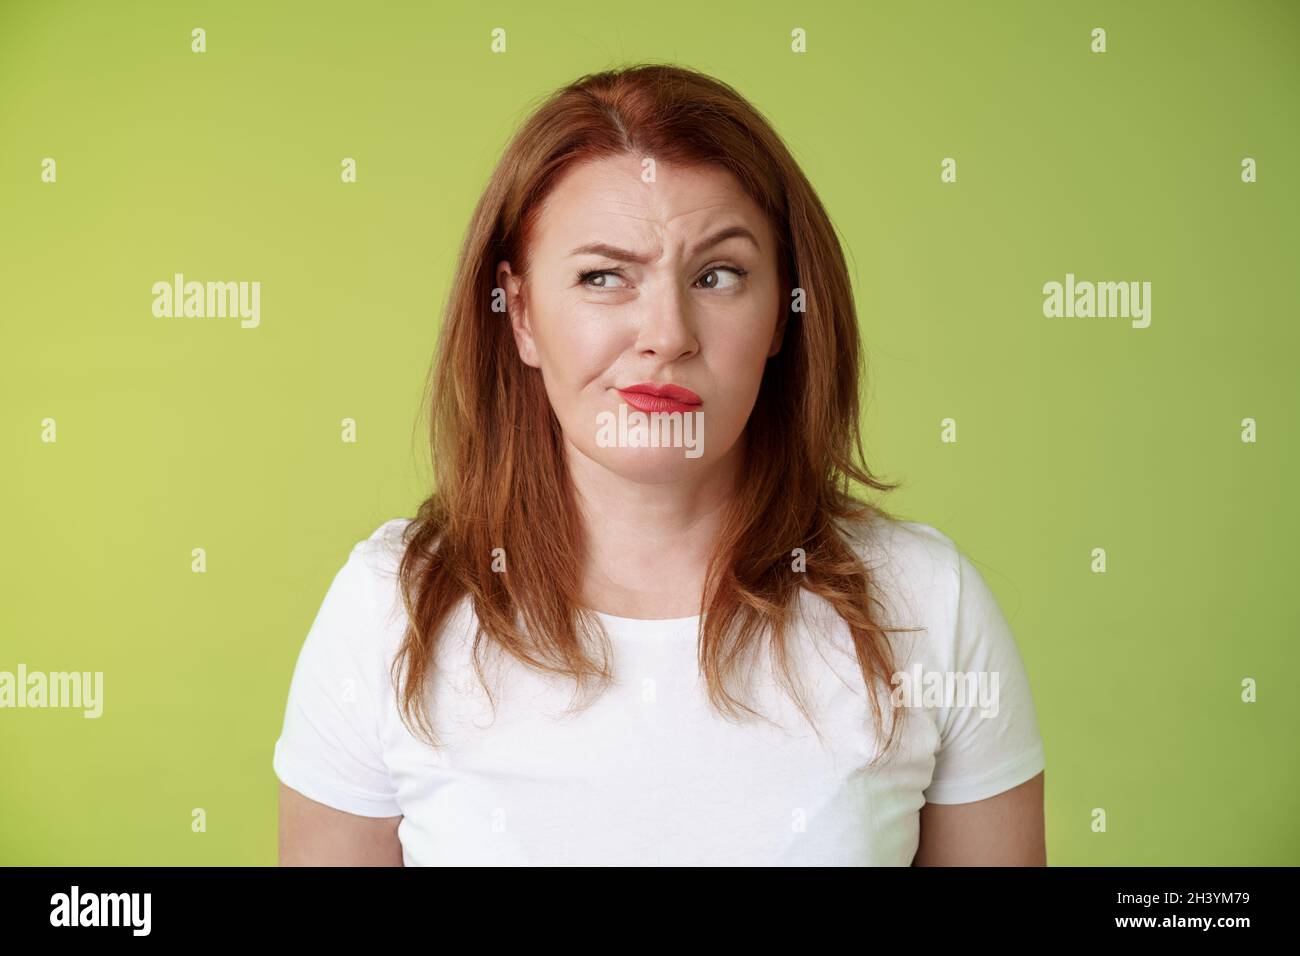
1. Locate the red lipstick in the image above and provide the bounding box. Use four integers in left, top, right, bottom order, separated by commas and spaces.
616, 382, 702, 415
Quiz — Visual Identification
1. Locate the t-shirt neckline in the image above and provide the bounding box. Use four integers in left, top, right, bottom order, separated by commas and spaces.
591, 609, 701, 638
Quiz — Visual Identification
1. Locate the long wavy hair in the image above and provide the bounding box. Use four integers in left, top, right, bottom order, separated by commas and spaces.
392, 62, 917, 759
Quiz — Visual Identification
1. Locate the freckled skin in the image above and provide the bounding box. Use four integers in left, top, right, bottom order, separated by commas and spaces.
497, 153, 786, 485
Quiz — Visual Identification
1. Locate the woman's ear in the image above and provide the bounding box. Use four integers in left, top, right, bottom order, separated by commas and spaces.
496, 260, 540, 368
768, 291, 790, 358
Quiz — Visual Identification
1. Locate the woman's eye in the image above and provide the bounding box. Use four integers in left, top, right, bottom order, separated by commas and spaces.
577, 270, 629, 290
697, 266, 747, 290
577, 266, 747, 291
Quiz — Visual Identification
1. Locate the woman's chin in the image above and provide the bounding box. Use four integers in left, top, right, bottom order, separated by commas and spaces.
586, 445, 712, 483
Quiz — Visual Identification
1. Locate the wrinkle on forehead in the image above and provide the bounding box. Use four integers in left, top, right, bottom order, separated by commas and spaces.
533, 156, 770, 263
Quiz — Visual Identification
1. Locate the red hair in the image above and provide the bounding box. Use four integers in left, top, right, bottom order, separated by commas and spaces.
392, 62, 915, 758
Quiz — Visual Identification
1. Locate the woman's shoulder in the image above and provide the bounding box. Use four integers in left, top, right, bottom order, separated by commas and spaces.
835, 507, 964, 601
834, 507, 1031, 682
349, 517, 417, 579
324, 517, 417, 637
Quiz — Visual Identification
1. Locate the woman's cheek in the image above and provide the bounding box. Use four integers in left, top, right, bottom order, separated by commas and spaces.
536, 314, 595, 386
706, 326, 769, 387
556, 305, 620, 362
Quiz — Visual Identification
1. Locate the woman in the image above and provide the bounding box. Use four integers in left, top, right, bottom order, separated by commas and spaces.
274, 63, 1046, 866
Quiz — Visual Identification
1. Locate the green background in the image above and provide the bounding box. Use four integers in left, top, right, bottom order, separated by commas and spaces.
2, 0, 1296, 865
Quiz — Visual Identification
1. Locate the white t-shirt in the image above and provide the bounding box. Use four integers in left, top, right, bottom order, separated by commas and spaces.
273, 512, 1045, 865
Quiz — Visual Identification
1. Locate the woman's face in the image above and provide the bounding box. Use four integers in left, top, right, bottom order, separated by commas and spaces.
497, 153, 786, 485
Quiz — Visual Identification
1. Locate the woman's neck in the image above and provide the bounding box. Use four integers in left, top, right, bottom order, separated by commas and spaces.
565, 437, 743, 620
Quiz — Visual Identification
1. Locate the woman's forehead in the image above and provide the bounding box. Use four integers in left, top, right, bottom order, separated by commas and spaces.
530, 155, 772, 255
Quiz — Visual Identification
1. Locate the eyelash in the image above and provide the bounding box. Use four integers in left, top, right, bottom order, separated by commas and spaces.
575, 265, 749, 289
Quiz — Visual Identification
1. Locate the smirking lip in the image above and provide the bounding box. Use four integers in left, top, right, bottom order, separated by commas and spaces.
616, 382, 702, 414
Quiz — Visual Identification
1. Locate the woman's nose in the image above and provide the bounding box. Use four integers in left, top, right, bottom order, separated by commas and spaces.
633, 284, 699, 361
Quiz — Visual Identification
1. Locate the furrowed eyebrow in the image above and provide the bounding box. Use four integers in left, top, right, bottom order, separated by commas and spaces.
689, 225, 759, 258
567, 225, 759, 263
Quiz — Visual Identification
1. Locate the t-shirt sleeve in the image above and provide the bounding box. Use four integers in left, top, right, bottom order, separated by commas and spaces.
272, 540, 403, 817
921, 548, 1046, 804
